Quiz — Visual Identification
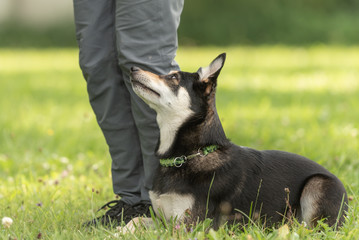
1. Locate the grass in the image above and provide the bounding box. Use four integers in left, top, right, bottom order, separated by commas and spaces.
0, 46, 358, 239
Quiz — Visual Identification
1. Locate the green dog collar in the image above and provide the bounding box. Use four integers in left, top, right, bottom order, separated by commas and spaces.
160, 145, 219, 168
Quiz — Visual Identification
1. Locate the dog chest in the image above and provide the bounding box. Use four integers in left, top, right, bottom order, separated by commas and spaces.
149, 191, 194, 221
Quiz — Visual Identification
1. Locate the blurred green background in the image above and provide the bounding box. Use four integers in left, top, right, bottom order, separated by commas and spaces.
0, 0, 358, 48
1, 1, 359, 238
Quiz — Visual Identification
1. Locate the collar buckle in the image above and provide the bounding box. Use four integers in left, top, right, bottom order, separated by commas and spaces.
160, 145, 219, 168
174, 156, 186, 167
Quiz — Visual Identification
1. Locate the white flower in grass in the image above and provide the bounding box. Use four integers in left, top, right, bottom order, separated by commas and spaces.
2, 217, 13, 228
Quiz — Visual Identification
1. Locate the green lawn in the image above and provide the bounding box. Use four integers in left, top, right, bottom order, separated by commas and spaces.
0, 46, 358, 239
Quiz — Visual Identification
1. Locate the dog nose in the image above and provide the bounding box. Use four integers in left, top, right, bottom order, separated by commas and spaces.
131, 66, 140, 72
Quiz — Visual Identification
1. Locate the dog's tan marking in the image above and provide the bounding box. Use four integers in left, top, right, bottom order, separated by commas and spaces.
204, 84, 213, 96
252, 211, 260, 221
220, 201, 232, 215
219, 201, 244, 225
136, 70, 162, 84
300, 176, 325, 226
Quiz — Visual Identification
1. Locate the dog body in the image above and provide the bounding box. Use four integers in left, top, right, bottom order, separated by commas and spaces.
129, 54, 347, 230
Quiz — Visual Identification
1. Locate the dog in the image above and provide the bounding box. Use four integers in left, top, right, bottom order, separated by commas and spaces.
127, 53, 347, 232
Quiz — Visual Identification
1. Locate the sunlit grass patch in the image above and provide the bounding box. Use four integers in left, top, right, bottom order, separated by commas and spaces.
1, 46, 358, 239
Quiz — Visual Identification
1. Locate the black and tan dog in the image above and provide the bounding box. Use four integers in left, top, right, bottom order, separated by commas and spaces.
127, 53, 347, 232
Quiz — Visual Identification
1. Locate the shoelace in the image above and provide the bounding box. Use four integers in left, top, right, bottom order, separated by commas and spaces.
97, 200, 130, 216
132, 203, 151, 214
97, 200, 150, 217
98, 200, 122, 211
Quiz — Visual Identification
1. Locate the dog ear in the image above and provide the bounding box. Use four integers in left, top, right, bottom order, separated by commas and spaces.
197, 53, 226, 96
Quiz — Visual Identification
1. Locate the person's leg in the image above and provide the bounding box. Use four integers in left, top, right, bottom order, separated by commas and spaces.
115, 0, 184, 202
73, 0, 143, 205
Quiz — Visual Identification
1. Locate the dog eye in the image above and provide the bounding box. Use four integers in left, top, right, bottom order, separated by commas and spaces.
171, 74, 177, 80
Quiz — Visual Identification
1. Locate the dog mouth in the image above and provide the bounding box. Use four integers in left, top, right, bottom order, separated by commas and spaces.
131, 80, 161, 97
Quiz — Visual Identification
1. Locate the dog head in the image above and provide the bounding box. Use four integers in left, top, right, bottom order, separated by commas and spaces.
130, 53, 226, 155
130, 53, 226, 113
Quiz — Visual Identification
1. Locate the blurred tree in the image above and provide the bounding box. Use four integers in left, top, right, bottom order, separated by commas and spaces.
178, 0, 359, 45
0, 0, 358, 47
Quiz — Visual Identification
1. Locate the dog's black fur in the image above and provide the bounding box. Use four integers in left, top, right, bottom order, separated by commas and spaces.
130, 53, 348, 229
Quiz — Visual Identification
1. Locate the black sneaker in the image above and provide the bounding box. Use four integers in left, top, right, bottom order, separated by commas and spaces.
83, 200, 152, 227
124, 202, 152, 223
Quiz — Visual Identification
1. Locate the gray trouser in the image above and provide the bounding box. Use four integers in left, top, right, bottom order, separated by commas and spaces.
73, 0, 183, 205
